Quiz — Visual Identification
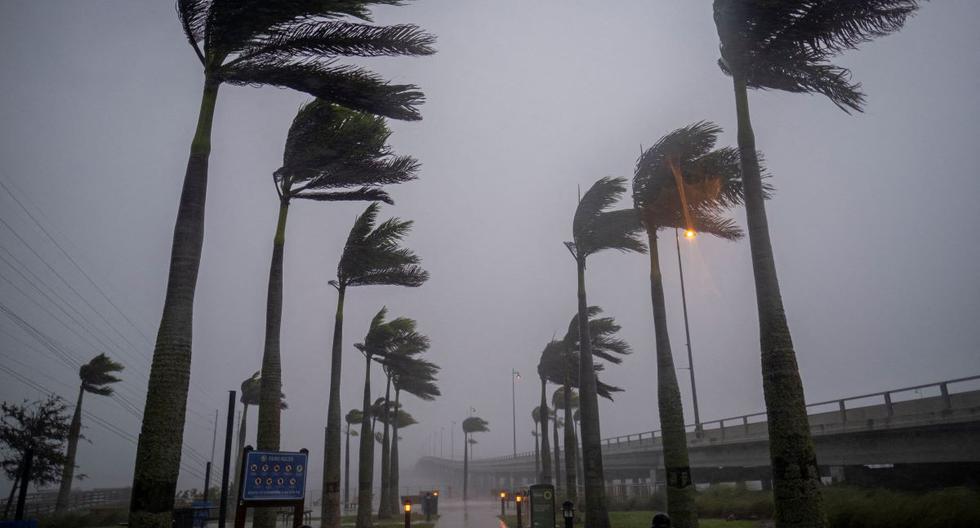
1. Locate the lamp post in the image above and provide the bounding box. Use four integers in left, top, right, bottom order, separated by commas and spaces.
515, 493, 523, 528
675, 228, 702, 434
512, 369, 521, 457
500, 491, 507, 517
403, 499, 412, 528
451, 421, 456, 460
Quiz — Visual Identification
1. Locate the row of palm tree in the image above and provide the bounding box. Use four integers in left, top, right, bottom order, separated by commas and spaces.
131, 2, 436, 527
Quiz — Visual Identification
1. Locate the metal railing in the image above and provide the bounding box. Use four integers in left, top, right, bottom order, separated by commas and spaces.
471, 374, 980, 462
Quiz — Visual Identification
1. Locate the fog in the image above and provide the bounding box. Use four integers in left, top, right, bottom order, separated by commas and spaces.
0, 0, 978, 495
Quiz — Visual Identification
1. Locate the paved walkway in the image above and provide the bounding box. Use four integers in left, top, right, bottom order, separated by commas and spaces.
434, 500, 506, 528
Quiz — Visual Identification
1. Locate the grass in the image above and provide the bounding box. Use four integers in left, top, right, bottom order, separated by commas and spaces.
338, 513, 436, 527
499, 513, 757, 527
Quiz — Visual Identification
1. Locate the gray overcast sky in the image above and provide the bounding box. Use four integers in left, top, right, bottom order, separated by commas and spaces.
1, 1, 978, 493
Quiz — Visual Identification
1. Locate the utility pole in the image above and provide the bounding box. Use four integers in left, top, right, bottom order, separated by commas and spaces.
451, 421, 456, 460
675, 228, 701, 433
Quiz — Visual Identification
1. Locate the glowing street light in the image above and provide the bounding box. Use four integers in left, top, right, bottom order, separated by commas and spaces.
684, 228, 697, 239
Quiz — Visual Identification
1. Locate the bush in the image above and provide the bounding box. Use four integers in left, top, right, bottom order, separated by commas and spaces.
695, 485, 772, 520
823, 486, 980, 528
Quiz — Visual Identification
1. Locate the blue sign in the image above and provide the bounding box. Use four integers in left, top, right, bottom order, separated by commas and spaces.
241, 450, 308, 502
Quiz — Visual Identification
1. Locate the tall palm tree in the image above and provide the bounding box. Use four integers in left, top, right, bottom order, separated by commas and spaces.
713, 3, 922, 525
560, 306, 630, 504
56, 354, 123, 512
550, 405, 562, 494
461, 416, 489, 501
354, 308, 427, 528
633, 122, 747, 528
136, 4, 434, 525
566, 177, 645, 528
322, 203, 427, 527
343, 409, 362, 511
387, 357, 439, 514
258, 100, 418, 463
553, 387, 578, 502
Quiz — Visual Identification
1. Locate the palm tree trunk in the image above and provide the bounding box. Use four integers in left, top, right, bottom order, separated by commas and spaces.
562, 382, 577, 504
131, 79, 220, 528
575, 419, 583, 496
647, 231, 698, 528
4, 473, 20, 518
322, 286, 346, 528
56, 386, 84, 512
377, 377, 393, 519
575, 256, 610, 528
254, 199, 290, 528
538, 377, 552, 484
462, 432, 469, 501
732, 76, 826, 528
355, 354, 374, 528
343, 422, 351, 511
389, 388, 401, 514
552, 413, 561, 494
533, 425, 540, 478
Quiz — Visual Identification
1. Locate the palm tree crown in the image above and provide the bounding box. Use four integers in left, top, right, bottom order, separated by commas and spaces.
79, 354, 124, 396
714, 0, 923, 112
177, 0, 436, 118
568, 177, 646, 260
276, 100, 420, 205
336, 203, 429, 289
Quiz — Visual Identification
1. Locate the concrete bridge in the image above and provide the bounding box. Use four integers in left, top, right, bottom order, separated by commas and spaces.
415, 375, 980, 495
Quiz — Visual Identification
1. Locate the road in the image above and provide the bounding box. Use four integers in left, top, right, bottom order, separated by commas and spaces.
434, 499, 507, 528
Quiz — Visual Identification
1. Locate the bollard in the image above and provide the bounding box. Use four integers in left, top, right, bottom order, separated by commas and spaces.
424, 493, 432, 522
515, 494, 523, 528
404, 499, 412, 528
500, 491, 507, 517
651, 512, 670, 528
561, 501, 574, 528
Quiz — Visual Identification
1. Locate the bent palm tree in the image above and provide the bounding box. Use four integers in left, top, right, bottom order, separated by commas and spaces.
344, 409, 362, 511
56, 354, 123, 512
713, 3, 922, 525
137, 4, 433, 525
566, 177, 645, 528
260, 100, 418, 463
387, 356, 439, 514
461, 416, 489, 501
323, 203, 427, 526
354, 308, 427, 528
633, 122, 748, 528
560, 306, 630, 504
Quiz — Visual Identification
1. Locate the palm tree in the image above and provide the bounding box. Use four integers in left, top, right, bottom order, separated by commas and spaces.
461, 416, 489, 501
258, 100, 419, 463
136, 3, 434, 524
566, 177, 645, 528
633, 122, 747, 528
343, 409, 362, 511
322, 203, 427, 527
712, 3, 922, 525
56, 353, 123, 512
553, 387, 578, 502
354, 308, 428, 528
387, 357, 439, 514
535, 340, 562, 484
559, 306, 630, 504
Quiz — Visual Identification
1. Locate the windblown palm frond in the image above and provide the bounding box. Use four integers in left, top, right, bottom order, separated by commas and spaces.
391, 358, 440, 401
552, 387, 579, 410
79, 354, 123, 396
345, 409, 363, 425
178, 0, 435, 119
539, 339, 622, 402
239, 371, 287, 409
563, 307, 631, 365
714, 0, 923, 112
571, 177, 646, 258
275, 100, 419, 205
337, 203, 429, 289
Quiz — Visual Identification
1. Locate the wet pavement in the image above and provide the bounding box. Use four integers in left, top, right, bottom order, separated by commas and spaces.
434, 499, 507, 528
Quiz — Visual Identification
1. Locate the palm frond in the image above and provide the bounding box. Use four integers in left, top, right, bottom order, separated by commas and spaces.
337, 205, 428, 289
176, 0, 211, 63
462, 416, 489, 434
218, 60, 425, 120
79, 353, 124, 396
714, 0, 922, 113
297, 187, 393, 204
239, 21, 435, 61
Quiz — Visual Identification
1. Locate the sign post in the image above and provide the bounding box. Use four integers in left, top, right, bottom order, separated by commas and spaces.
528, 484, 556, 528
233, 447, 309, 528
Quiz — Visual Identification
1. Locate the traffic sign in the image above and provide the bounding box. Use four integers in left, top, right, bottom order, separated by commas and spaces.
240, 450, 308, 502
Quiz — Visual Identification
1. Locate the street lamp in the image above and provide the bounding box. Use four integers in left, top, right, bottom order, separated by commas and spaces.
403, 499, 412, 528
675, 228, 702, 435
500, 491, 507, 516
512, 369, 521, 457
515, 494, 523, 528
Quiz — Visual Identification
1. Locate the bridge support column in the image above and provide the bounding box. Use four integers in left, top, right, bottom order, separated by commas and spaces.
830, 465, 845, 484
